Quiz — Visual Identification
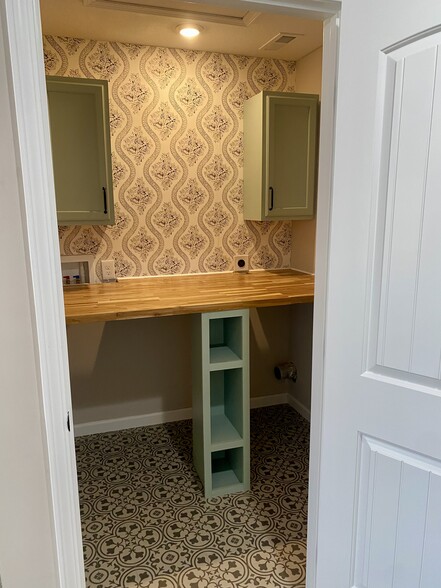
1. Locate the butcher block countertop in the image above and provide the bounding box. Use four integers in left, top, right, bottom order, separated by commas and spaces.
63, 269, 314, 324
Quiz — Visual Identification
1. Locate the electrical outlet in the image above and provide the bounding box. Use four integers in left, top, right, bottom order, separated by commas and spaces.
233, 255, 249, 272
101, 259, 116, 281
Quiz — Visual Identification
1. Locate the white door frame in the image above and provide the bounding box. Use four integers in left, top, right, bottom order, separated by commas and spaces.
1, 2, 85, 587
1, 0, 340, 586
306, 13, 339, 587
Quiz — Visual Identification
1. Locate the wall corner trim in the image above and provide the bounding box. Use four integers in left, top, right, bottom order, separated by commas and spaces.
288, 393, 311, 421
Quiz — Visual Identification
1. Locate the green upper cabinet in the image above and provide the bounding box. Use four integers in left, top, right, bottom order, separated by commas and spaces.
46, 76, 114, 225
243, 91, 319, 221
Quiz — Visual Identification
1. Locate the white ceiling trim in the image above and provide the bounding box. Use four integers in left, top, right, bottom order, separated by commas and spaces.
84, 0, 261, 26
183, 0, 341, 19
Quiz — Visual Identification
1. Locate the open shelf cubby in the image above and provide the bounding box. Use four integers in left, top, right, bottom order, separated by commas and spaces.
209, 315, 243, 369
192, 309, 250, 498
211, 448, 244, 495
210, 369, 243, 450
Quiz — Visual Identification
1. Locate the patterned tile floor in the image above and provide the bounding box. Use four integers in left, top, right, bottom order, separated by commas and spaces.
76, 404, 309, 588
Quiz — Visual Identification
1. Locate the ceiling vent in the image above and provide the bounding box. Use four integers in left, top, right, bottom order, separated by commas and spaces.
259, 32, 299, 51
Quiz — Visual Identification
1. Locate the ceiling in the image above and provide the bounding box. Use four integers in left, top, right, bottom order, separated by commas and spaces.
39, 0, 323, 61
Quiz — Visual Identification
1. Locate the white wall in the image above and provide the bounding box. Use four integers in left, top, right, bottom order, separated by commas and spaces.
0, 13, 58, 587
291, 46, 323, 273
289, 46, 323, 414
295, 46, 323, 95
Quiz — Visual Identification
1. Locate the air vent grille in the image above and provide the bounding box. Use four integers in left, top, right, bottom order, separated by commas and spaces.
277, 35, 297, 44
259, 32, 299, 51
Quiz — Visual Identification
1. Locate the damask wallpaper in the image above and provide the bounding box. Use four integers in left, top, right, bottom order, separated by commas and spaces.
43, 36, 297, 279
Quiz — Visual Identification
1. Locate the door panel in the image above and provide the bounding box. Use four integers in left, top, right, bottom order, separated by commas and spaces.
373, 34, 441, 380
315, 1, 441, 586
353, 436, 441, 588
266, 93, 317, 218
269, 101, 309, 209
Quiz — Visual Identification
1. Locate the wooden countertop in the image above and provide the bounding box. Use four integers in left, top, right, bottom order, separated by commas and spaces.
64, 269, 314, 324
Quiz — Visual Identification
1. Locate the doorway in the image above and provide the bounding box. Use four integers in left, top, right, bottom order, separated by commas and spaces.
0, 2, 338, 585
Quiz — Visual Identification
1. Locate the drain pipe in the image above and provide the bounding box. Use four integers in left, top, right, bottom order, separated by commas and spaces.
274, 362, 297, 383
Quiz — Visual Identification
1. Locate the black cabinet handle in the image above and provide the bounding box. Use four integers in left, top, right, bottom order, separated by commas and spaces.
269, 186, 274, 211
102, 187, 108, 214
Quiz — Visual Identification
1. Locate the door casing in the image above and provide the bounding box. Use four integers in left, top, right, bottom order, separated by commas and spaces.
0, 0, 341, 586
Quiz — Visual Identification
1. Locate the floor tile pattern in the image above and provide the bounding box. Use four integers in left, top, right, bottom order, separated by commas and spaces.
76, 405, 309, 587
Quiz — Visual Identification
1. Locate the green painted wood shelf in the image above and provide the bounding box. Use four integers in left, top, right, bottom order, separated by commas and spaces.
192, 309, 250, 498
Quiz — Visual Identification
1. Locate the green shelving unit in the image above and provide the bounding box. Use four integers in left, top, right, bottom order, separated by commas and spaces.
192, 309, 250, 498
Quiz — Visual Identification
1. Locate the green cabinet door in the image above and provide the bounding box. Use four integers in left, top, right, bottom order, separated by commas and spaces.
46, 76, 114, 225
244, 91, 318, 221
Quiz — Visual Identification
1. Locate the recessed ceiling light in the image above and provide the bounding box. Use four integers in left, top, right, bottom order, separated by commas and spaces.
177, 24, 202, 39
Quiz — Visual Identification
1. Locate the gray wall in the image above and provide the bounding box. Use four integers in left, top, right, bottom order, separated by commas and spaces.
0, 13, 59, 588
68, 305, 295, 426
290, 303, 314, 413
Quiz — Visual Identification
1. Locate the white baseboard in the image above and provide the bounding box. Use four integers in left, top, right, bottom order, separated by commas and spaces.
74, 407, 193, 437
250, 392, 289, 408
288, 394, 311, 421
74, 393, 291, 437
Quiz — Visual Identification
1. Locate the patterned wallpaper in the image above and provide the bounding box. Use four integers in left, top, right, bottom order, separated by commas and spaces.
43, 36, 296, 279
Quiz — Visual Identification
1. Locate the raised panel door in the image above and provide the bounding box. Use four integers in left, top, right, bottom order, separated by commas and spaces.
266, 93, 317, 219
46, 76, 114, 225
315, 4, 441, 586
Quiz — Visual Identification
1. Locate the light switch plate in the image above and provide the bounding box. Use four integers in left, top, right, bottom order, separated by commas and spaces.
101, 259, 116, 281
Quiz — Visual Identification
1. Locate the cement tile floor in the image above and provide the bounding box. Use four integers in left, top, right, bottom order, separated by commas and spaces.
76, 404, 309, 587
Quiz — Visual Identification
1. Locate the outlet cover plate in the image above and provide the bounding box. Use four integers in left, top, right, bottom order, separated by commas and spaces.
233, 255, 249, 272
101, 259, 116, 281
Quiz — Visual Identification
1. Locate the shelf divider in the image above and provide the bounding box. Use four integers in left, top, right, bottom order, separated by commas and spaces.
209, 345, 242, 366
211, 411, 243, 451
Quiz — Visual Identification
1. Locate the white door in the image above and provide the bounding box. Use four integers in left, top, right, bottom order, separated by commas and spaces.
314, 1, 441, 586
